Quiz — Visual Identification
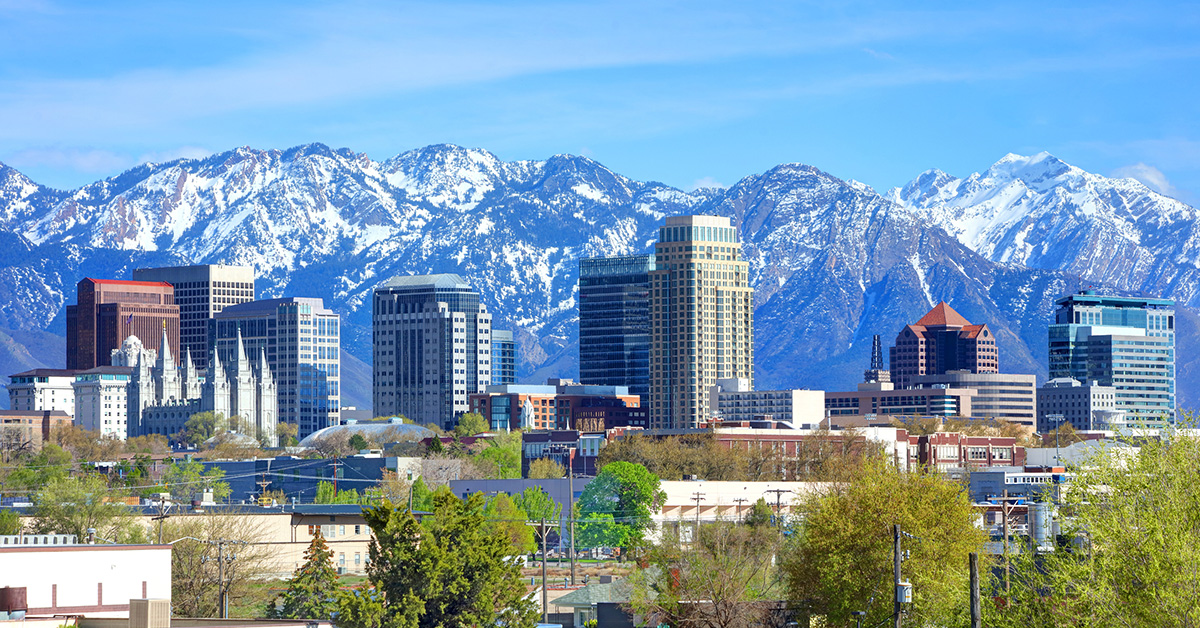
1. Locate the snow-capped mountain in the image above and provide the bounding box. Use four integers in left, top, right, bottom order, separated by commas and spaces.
0, 145, 1196, 409
889, 152, 1200, 306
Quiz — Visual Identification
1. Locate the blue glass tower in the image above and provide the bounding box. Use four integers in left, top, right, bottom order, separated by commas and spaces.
578, 254, 655, 399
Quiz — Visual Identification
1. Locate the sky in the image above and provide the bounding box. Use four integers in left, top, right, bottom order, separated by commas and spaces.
1, 0, 1198, 202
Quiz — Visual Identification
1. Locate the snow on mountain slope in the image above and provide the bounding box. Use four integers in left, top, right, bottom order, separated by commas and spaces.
889, 152, 1200, 305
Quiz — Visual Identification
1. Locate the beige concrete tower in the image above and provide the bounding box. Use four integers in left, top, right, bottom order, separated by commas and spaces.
649, 215, 754, 429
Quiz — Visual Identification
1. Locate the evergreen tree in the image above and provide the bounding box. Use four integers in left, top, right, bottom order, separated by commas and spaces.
269, 530, 341, 620
744, 497, 773, 527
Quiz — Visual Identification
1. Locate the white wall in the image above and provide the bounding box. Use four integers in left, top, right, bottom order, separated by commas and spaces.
0, 545, 171, 617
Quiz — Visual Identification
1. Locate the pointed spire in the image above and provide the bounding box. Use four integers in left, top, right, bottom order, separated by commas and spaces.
235, 326, 250, 375
157, 324, 174, 370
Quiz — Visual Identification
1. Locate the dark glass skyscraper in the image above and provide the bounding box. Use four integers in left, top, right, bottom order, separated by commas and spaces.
578, 254, 655, 399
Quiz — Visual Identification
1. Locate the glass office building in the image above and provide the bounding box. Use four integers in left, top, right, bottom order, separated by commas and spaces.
578, 254, 655, 399
372, 274, 492, 429
1048, 291, 1175, 423
491, 329, 516, 386
211, 297, 340, 438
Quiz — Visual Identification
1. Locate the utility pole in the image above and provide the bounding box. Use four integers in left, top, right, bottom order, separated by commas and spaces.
893, 524, 902, 628
765, 489, 791, 526
995, 490, 1023, 595
569, 447, 576, 586
331, 455, 342, 497
691, 491, 705, 530
152, 494, 171, 544
199, 539, 241, 619
969, 552, 981, 628
733, 497, 748, 521
541, 516, 548, 624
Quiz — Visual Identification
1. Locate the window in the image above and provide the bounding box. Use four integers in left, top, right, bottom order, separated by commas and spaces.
355, 525, 361, 535
355, 553, 362, 565
339, 553, 346, 566
340, 525, 346, 536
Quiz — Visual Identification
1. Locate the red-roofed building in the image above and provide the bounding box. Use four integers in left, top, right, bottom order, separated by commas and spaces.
889, 302, 998, 388
67, 278, 179, 370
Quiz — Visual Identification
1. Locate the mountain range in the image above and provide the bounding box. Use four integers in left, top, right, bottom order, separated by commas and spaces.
0, 144, 1196, 411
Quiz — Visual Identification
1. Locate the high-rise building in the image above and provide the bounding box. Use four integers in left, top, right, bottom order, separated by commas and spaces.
1048, 291, 1175, 422
212, 298, 339, 438
372, 274, 492, 430
889, 302, 998, 388
133, 264, 256, 373
578, 254, 654, 398
649, 215, 754, 429
1037, 378, 1120, 432
72, 366, 133, 439
491, 329, 516, 386
66, 278, 179, 370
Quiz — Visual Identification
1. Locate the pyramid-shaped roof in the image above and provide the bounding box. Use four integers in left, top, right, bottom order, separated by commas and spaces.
915, 302, 972, 327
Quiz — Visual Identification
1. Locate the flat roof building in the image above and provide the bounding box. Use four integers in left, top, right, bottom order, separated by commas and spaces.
1037, 377, 1121, 432
66, 278, 179, 371
709, 378, 825, 429
6, 369, 77, 418
133, 264, 256, 372
825, 386, 977, 427
912, 371, 1037, 426
578, 254, 655, 399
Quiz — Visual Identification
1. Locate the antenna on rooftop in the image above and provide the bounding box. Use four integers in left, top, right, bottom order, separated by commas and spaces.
871, 335, 884, 371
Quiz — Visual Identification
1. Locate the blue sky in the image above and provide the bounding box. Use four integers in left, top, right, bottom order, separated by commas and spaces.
1, 0, 1198, 201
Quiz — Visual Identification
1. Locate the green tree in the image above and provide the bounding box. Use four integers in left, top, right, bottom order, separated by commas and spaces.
744, 497, 773, 527
577, 461, 666, 548
992, 432, 1200, 627
514, 486, 562, 549
30, 474, 141, 540
314, 481, 364, 505
0, 508, 21, 535
348, 433, 370, 452
410, 477, 434, 512
476, 430, 522, 479
268, 530, 341, 620
276, 422, 300, 447
183, 412, 226, 446
483, 492, 535, 554
3, 443, 72, 491
161, 460, 231, 502
782, 454, 987, 627
528, 457, 566, 479
576, 510, 631, 549
454, 412, 490, 438
339, 489, 538, 628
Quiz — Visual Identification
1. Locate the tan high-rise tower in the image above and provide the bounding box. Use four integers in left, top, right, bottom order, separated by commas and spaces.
649, 215, 754, 429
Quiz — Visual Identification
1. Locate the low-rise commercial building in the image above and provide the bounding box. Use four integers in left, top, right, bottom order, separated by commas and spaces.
72, 366, 133, 439
912, 371, 1037, 426
0, 542, 171, 617
470, 379, 645, 432
1037, 377, 1120, 432
0, 410, 73, 452
708, 378, 824, 428
825, 386, 977, 427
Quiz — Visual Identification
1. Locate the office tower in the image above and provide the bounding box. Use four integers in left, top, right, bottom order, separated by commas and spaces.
66, 278, 180, 370
1048, 291, 1175, 422
212, 298, 338, 439
372, 274, 492, 430
911, 372, 1037, 426
1038, 378, 1119, 432
889, 302, 998, 388
72, 366, 133, 439
649, 215, 753, 429
491, 330, 516, 386
578, 254, 654, 398
133, 264, 256, 373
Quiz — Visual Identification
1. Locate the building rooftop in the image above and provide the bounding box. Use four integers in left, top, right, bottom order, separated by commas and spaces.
380, 273, 472, 290
8, 369, 78, 378
915, 302, 972, 327
215, 297, 333, 317
1055, 291, 1174, 309
83, 278, 173, 288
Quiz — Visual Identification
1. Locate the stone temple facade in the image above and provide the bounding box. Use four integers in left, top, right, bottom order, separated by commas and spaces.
123, 327, 278, 445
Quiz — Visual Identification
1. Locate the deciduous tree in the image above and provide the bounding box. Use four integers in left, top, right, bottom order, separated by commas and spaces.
30, 474, 142, 540
453, 412, 489, 438
528, 457, 566, 479
577, 461, 665, 550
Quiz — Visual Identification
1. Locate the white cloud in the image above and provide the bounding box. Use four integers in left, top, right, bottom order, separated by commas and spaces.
862, 48, 894, 60
690, 176, 726, 191
1111, 163, 1180, 199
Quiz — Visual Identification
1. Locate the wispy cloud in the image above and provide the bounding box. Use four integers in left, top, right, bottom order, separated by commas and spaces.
690, 176, 726, 191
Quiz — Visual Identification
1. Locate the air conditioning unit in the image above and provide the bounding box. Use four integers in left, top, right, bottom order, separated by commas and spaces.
130, 599, 170, 628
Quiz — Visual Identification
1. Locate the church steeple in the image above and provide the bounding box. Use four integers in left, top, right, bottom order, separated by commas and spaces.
156, 322, 175, 371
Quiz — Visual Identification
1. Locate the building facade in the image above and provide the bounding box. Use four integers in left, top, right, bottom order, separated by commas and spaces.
66, 278, 179, 370
372, 274, 491, 430
709, 378, 825, 428
825, 386, 977, 427
0, 409, 73, 452
133, 263, 256, 372
650, 216, 753, 429
470, 380, 646, 432
6, 369, 77, 418
578, 254, 655, 399
1037, 377, 1121, 432
1048, 291, 1175, 422
491, 329, 516, 386
72, 366, 133, 438
889, 302, 998, 388
911, 371, 1038, 426
211, 298, 337, 439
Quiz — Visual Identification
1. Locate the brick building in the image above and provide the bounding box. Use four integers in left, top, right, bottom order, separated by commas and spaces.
889, 302, 998, 388
66, 278, 179, 371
